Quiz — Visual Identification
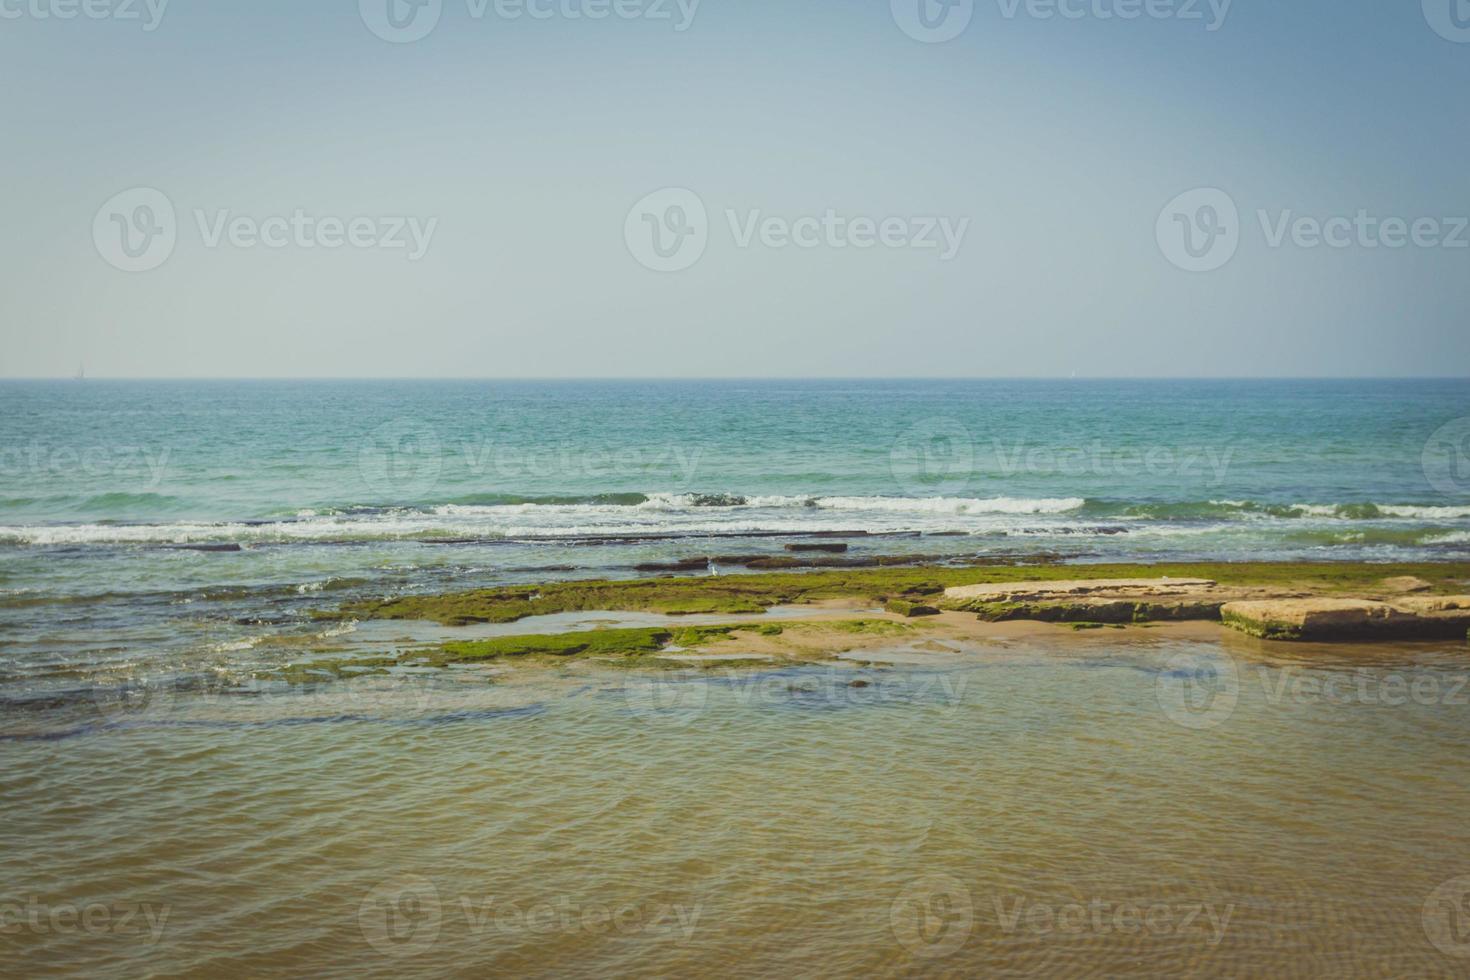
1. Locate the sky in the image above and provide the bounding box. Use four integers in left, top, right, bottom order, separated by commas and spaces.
0, 0, 1467, 378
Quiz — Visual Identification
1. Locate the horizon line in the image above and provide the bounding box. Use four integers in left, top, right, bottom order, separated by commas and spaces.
3, 376, 1469, 383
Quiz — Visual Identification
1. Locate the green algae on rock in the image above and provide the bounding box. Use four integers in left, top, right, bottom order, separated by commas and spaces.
330, 562, 1470, 628
435, 627, 674, 664
269, 619, 915, 681
884, 598, 941, 618
956, 599, 1224, 625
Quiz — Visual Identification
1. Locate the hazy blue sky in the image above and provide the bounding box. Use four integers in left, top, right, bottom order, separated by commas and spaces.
1, 0, 1467, 377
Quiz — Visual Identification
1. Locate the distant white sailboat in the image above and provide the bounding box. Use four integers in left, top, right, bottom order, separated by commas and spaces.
75, 362, 85, 381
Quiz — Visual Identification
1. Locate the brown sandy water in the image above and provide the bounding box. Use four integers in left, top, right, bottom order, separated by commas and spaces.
4, 628, 1470, 978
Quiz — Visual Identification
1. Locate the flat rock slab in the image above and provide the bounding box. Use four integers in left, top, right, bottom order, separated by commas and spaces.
1391, 595, 1470, 614
1379, 576, 1434, 593
944, 578, 1217, 602
1222, 597, 1470, 641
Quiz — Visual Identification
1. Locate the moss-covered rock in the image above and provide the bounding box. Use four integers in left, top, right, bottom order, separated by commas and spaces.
434, 628, 673, 664
1221, 609, 1302, 641
957, 598, 1223, 625
267, 618, 915, 680
330, 562, 1470, 628
884, 598, 941, 618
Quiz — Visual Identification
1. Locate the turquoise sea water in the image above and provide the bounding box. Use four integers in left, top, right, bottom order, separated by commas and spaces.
1, 378, 1468, 689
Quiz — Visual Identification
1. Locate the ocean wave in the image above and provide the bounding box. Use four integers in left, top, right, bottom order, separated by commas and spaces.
634, 493, 1086, 514
1111, 500, 1470, 521
0, 497, 42, 509
292, 493, 1088, 517
443, 492, 651, 508
1360, 504, 1470, 520
295, 494, 1470, 523
2, 492, 1467, 548
1423, 530, 1470, 545
1281, 528, 1444, 547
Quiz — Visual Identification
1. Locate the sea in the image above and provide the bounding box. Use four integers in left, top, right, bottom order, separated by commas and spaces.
3, 378, 1470, 976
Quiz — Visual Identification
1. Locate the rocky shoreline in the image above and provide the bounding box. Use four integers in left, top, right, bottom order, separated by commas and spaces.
268, 562, 1470, 680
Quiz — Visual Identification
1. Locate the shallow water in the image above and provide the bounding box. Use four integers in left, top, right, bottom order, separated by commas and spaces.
5, 632, 1470, 977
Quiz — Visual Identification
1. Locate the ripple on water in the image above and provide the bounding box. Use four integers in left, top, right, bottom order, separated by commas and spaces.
3, 639, 1470, 976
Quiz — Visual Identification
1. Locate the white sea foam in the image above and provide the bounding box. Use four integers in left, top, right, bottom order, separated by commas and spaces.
1424, 530, 1470, 544
631, 493, 1085, 515
805, 496, 1086, 514
1208, 500, 1470, 520
1286, 503, 1470, 519
1, 494, 1465, 546
1374, 505, 1470, 520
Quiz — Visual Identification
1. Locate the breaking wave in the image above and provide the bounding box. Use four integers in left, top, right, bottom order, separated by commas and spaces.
1105, 500, 1470, 521
2, 493, 1467, 548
